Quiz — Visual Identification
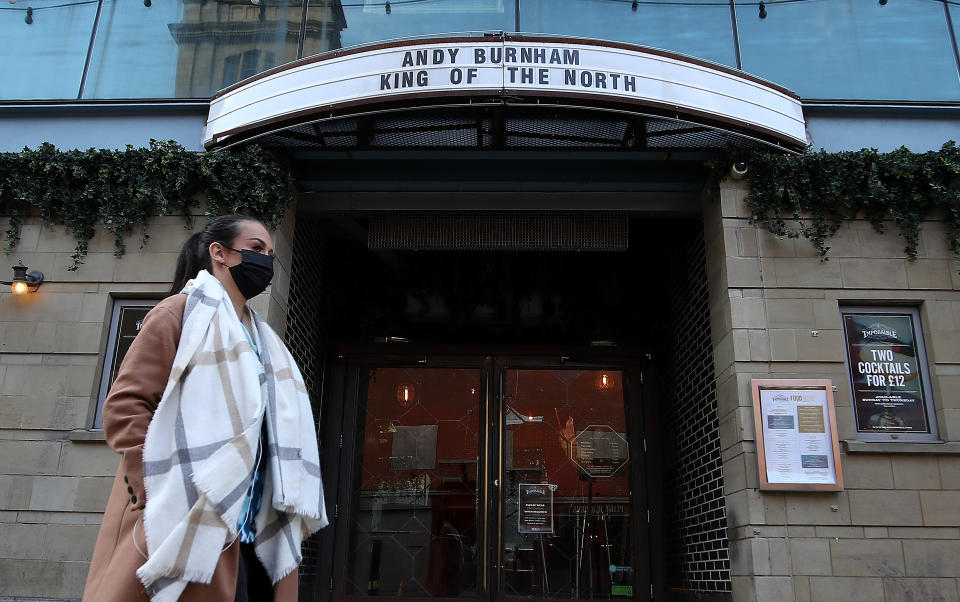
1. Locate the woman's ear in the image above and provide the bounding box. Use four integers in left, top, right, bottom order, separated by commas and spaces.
209, 241, 226, 266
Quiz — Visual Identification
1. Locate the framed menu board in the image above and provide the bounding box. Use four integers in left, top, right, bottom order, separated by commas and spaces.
751, 379, 843, 491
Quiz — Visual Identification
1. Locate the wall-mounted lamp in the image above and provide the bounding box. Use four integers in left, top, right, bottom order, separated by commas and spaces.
2, 260, 44, 295
397, 383, 415, 408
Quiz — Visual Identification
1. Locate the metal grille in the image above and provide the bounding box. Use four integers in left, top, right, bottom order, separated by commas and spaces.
367, 212, 628, 251
664, 224, 732, 594
284, 215, 327, 592
253, 106, 773, 153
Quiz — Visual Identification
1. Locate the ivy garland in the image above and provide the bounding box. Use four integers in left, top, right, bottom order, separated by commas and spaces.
3, 140, 958, 270
0, 140, 293, 270
707, 142, 960, 261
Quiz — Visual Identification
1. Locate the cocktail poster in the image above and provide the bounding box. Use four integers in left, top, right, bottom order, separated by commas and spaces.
752, 380, 843, 491
841, 312, 931, 435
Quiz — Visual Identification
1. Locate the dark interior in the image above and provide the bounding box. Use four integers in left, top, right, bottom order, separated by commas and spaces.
317, 216, 701, 348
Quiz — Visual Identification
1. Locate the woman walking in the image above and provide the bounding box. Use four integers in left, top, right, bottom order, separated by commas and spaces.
83, 215, 327, 602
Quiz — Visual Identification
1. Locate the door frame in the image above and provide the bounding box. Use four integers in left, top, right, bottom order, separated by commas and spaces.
317, 346, 664, 602
491, 355, 651, 602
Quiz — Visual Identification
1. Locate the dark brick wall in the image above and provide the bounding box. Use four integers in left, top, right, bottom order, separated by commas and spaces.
664, 224, 731, 594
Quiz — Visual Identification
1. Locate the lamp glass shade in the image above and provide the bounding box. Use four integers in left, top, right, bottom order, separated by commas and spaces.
595, 371, 615, 390
396, 383, 415, 407
11, 281, 28, 295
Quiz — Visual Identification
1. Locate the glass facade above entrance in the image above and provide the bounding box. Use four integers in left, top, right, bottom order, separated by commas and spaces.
2, 0, 959, 101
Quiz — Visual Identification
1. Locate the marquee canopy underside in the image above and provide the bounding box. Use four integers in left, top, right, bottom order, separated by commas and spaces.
236, 101, 789, 154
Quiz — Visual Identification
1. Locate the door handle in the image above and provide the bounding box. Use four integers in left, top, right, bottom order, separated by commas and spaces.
494, 479, 499, 487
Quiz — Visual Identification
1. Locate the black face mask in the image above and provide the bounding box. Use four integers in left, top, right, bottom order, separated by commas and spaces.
227, 249, 274, 299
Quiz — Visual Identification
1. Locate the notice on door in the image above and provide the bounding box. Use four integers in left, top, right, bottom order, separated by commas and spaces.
752, 380, 843, 491
518, 483, 554, 534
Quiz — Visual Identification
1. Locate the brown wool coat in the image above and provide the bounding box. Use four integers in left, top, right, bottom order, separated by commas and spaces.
83, 294, 298, 602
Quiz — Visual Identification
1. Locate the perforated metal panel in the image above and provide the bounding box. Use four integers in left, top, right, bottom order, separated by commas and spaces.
284, 216, 327, 593
367, 212, 628, 251
253, 105, 772, 153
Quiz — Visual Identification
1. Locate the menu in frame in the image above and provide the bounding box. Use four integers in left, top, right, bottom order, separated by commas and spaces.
752, 380, 843, 491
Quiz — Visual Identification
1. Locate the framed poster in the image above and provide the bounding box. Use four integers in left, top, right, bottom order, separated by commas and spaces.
840, 307, 939, 442
752, 379, 843, 491
92, 299, 159, 429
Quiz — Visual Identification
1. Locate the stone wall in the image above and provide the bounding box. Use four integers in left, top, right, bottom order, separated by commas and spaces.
705, 179, 960, 602
0, 210, 295, 599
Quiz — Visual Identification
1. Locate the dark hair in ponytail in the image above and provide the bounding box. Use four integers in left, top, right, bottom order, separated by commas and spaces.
168, 214, 265, 295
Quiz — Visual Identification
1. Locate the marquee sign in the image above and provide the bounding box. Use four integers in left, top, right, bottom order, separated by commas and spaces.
204, 36, 806, 149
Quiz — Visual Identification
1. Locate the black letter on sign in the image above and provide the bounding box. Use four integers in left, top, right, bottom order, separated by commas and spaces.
450, 68, 463, 84
474, 48, 486, 64
380, 73, 392, 89
467, 68, 478, 83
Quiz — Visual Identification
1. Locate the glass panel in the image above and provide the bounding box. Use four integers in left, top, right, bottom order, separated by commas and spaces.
85, 0, 303, 99
347, 367, 481, 597
303, 0, 515, 57
737, 0, 960, 100
502, 369, 635, 599
0, 0, 97, 99
519, 0, 737, 67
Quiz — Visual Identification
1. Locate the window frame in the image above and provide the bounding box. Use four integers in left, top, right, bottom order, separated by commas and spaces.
91, 298, 160, 430
839, 306, 940, 443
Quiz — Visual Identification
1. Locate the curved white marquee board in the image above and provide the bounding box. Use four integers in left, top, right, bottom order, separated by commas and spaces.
204, 37, 806, 149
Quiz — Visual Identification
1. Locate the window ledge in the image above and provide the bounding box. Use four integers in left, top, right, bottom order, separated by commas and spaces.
68, 429, 106, 442
842, 440, 960, 454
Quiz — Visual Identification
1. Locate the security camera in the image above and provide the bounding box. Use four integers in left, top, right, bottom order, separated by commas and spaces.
730, 161, 748, 180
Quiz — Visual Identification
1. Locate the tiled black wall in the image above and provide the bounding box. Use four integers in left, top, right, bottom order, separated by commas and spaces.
664, 224, 731, 593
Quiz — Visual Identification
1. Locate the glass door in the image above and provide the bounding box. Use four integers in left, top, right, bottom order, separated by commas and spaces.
328, 356, 647, 602
340, 365, 484, 598
498, 365, 644, 600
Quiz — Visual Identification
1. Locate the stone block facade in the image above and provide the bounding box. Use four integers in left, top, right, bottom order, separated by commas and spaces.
0, 210, 295, 599
707, 179, 960, 602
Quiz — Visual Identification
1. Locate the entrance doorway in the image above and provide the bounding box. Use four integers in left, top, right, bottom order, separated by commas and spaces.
324, 353, 652, 602
289, 214, 731, 600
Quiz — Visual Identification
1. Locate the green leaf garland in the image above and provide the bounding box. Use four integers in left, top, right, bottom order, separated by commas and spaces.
707, 142, 960, 261
0, 140, 293, 270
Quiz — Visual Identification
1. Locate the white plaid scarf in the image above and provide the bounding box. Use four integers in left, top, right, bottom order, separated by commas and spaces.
136, 270, 328, 601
